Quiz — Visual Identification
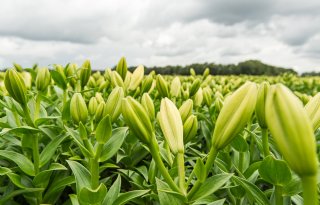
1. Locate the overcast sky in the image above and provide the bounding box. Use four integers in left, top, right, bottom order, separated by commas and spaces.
0, 0, 320, 73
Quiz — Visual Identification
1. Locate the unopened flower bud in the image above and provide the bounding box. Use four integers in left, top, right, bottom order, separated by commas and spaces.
141, 74, 154, 93
70, 93, 88, 124
190, 68, 196, 76
94, 102, 106, 122
122, 97, 154, 144
183, 115, 198, 143
79, 60, 92, 88
95, 93, 104, 104
129, 65, 144, 91
36, 67, 51, 92
305, 93, 320, 131
111, 71, 125, 88
156, 75, 169, 98
212, 82, 257, 150
266, 84, 318, 177
189, 79, 201, 97
88, 97, 98, 116
179, 99, 193, 123
4, 69, 27, 105
202, 86, 213, 107
141, 93, 155, 121
105, 87, 124, 122
116, 57, 128, 80
255, 82, 270, 129
170, 77, 181, 98
194, 88, 203, 107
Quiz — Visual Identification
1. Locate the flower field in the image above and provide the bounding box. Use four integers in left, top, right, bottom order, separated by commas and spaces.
0, 58, 319, 205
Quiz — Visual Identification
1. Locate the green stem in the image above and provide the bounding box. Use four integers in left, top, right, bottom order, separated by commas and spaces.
32, 135, 40, 175
149, 139, 181, 194
22, 105, 34, 126
90, 158, 99, 189
95, 144, 104, 160
274, 185, 283, 205
187, 146, 218, 200
301, 175, 318, 205
13, 111, 21, 126
262, 128, 270, 157
34, 93, 41, 120
238, 152, 244, 172
165, 142, 173, 167
63, 89, 67, 107
177, 152, 186, 195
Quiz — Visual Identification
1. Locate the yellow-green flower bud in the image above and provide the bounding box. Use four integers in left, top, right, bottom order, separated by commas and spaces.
105, 87, 124, 122
21, 71, 32, 90
179, 99, 193, 123
36, 67, 51, 92
158, 98, 184, 154
4, 69, 27, 105
183, 115, 198, 143
122, 97, 154, 145
156, 74, 169, 98
193, 88, 203, 107
104, 68, 112, 83
95, 93, 104, 104
170, 77, 181, 98
141, 93, 155, 121
79, 60, 92, 88
111, 71, 125, 88
203, 68, 210, 79
255, 82, 270, 129
129, 65, 144, 91
202, 86, 213, 107
189, 79, 201, 97
88, 97, 98, 116
87, 76, 96, 88
190, 68, 196, 76
116, 57, 128, 80
124, 71, 132, 89
214, 92, 224, 111
305, 93, 320, 131
13, 63, 23, 72
95, 101, 106, 122
212, 82, 257, 150
70, 93, 88, 124
141, 74, 154, 93
266, 84, 318, 176
182, 88, 189, 99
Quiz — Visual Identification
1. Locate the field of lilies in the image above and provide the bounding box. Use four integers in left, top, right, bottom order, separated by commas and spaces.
0, 57, 319, 205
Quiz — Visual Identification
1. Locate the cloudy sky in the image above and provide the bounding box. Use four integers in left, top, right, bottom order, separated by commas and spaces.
0, 0, 320, 73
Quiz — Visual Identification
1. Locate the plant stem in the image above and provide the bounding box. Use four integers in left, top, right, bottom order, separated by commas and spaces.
187, 146, 218, 200
32, 135, 40, 175
301, 175, 318, 205
238, 152, 244, 172
165, 142, 173, 167
261, 128, 270, 156
90, 158, 99, 189
22, 104, 34, 127
149, 138, 181, 194
274, 185, 283, 205
177, 151, 186, 195
34, 93, 41, 120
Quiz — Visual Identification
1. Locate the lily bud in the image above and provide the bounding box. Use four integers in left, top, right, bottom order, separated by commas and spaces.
255, 82, 270, 129
4, 69, 27, 105
88, 97, 98, 116
266, 84, 318, 176
158, 98, 184, 154
183, 115, 198, 143
141, 74, 154, 93
95, 102, 106, 122
189, 79, 201, 97
179, 99, 193, 123
111, 71, 125, 88
212, 82, 257, 150
13, 63, 23, 72
193, 88, 203, 107
122, 97, 154, 144
70, 93, 88, 124
36, 67, 51, 92
202, 86, 213, 107
116, 57, 128, 80
305, 93, 320, 131
203, 68, 210, 79
129, 65, 144, 91
105, 87, 124, 122
156, 75, 169, 98
141, 93, 155, 121
190, 68, 196, 76
214, 92, 224, 111
79, 60, 92, 88
170, 77, 181, 98
95, 93, 104, 104
21, 72, 32, 89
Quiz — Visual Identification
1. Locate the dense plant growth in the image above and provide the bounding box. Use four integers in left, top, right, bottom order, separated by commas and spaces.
0, 58, 319, 205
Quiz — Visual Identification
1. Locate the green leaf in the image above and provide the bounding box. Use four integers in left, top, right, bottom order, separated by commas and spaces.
43, 175, 75, 202
194, 158, 205, 182
51, 70, 67, 90
0, 150, 35, 176
112, 190, 150, 205
191, 173, 232, 201
100, 127, 128, 162
103, 174, 121, 205
7, 173, 32, 189
65, 126, 93, 158
79, 183, 107, 204
33, 163, 68, 188
96, 115, 112, 144
39, 133, 67, 167
0, 167, 12, 175
67, 160, 91, 194
0, 126, 40, 136
156, 178, 185, 205
0, 188, 44, 204
231, 134, 248, 152
259, 156, 292, 186
232, 176, 270, 205
69, 194, 80, 205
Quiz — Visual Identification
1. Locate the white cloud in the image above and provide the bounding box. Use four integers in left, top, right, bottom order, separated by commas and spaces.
0, 0, 319, 72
